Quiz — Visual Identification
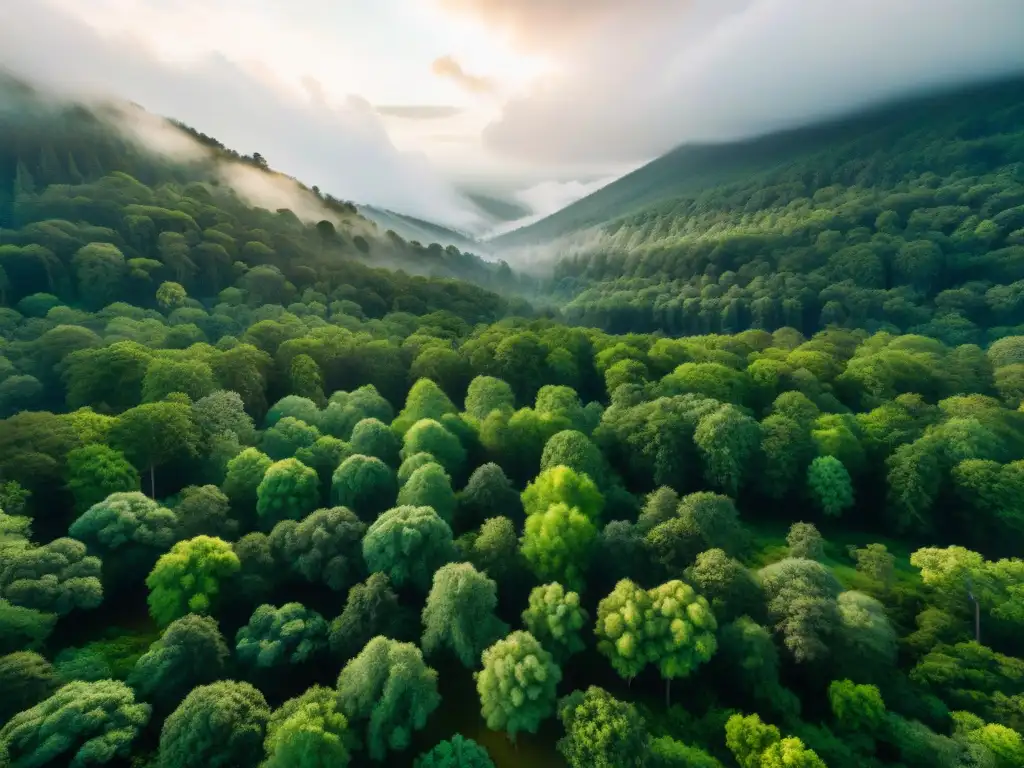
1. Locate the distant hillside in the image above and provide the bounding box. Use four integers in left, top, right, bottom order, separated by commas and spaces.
493, 76, 1024, 250
498, 75, 1024, 345
462, 191, 532, 224
356, 204, 484, 253
0, 73, 522, 292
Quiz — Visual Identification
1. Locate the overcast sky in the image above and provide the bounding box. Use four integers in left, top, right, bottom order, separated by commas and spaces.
2, 0, 1024, 231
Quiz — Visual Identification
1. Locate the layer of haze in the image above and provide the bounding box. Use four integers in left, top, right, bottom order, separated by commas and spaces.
463, 0, 1024, 164
2, 0, 1024, 234
0, 0, 489, 231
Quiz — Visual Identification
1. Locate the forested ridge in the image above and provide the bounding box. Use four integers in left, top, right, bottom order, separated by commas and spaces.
1, 74, 1023, 768
499, 77, 1024, 346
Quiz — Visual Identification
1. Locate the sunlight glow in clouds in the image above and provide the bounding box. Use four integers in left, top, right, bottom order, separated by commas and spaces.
3, 0, 1024, 231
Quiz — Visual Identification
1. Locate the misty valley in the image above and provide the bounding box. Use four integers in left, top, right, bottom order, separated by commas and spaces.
1, 19, 1024, 768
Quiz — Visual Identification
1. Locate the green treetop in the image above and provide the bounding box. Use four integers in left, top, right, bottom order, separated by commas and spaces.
522, 582, 588, 662
235, 602, 328, 669
146, 536, 240, 627
256, 458, 320, 527
362, 505, 456, 591
128, 613, 230, 708
398, 463, 456, 524
521, 502, 598, 593
415, 734, 495, 768
421, 562, 508, 667
262, 685, 350, 768
0, 680, 150, 768
475, 630, 562, 741
807, 456, 855, 517
336, 636, 440, 761
557, 686, 648, 768
65, 444, 141, 513
157, 680, 270, 768
522, 465, 604, 522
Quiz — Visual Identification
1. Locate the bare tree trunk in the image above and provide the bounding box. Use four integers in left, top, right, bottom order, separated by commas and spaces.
666, 678, 671, 708
149, 465, 156, 499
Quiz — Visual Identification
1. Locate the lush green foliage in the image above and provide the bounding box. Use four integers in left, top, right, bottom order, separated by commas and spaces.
522, 582, 588, 661
262, 686, 351, 768
157, 680, 270, 768
234, 602, 328, 669
504, 79, 1024, 346
0, 651, 59, 724
422, 562, 508, 667
145, 535, 240, 626
476, 630, 562, 740
2, 76, 1024, 768
415, 734, 495, 768
362, 505, 456, 591
268, 505, 365, 591
557, 686, 648, 768
128, 613, 229, 708
255, 458, 319, 527
0, 680, 150, 767
335, 636, 440, 760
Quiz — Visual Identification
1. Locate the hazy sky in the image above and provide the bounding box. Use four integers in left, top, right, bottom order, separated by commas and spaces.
2, 0, 1024, 231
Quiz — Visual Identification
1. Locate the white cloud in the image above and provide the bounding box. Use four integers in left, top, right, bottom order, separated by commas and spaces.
482, 174, 625, 239
0, 0, 486, 230
470, 0, 1024, 164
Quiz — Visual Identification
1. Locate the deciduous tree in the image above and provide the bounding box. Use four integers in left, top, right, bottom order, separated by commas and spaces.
336, 636, 440, 760
807, 456, 855, 517
269, 506, 365, 592
262, 685, 350, 768
331, 454, 397, 521
0, 680, 149, 767
476, 631, 561, 741
158, 681, 270, 768
0, 651, 59, 724
402, 418, 466, 478
457, 462, 523, 530
256, 458, 320, 527
362, 506, 455, 591
235, 602, 328, 669
556, 686, 647, 768
422, 562, 508, 667
522, 465, 604, 522
110, 400, 200, 497
328, 573, 410, 660
129, 613, 229, 708
521, 502, 597, 593
66, 444, 141, 513
398, 463, 456, 523
522, 582, 588, 661
415, 734, 494, 768
146, 536, 240, 627
350, 417, 400, 466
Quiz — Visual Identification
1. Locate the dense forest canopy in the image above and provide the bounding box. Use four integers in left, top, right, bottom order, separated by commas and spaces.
0, 72, 1023, 768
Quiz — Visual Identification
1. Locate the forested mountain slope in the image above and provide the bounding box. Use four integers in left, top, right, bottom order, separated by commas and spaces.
497, 77, 1024, 344
356, 204, 484, 253
1, 73, 1023, 768
0, 75, 521, 301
